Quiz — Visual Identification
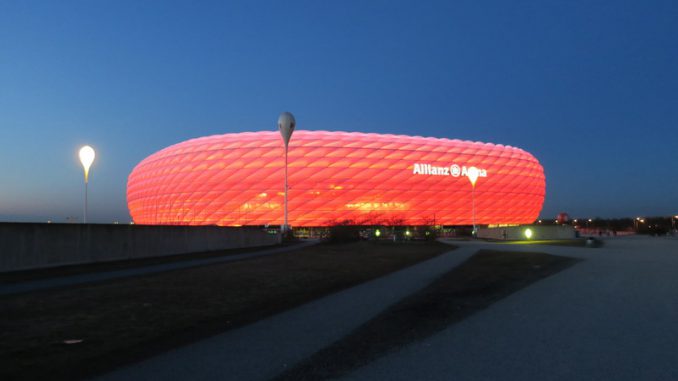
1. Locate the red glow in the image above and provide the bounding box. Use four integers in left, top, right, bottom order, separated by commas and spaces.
127, 131, 545, 226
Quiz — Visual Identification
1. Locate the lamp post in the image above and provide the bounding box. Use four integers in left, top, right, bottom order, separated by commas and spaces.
467, 166, 480, 236
78, 145, 95, 223
278, 112, 296, 233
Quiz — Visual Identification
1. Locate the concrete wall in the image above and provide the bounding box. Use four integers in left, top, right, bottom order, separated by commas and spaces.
478, 225, 577, 240
0, 223, 281, 273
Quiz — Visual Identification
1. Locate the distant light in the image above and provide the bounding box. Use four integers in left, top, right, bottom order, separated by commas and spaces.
524, 228, 533, 239
574, 219, 578, 223
405, 230, 411, 236
79, 146, 96, 183
588, 219, 592, 222
375, 229, 381, 237
538, 220, 542, 223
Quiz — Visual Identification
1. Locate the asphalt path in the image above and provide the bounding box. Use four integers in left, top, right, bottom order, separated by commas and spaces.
344, 236, 678, 381
0, 240, 318, 296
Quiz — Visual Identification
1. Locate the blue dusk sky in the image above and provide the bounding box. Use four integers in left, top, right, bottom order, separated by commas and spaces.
1, 0, 676, 223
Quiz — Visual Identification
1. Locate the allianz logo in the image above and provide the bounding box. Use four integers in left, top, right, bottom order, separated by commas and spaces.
412, 163, 488, 178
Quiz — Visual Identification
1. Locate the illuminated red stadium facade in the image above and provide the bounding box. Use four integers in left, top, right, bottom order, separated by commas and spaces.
127, 131, 545, 226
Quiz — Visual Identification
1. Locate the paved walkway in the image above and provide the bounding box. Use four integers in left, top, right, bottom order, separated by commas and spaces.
344, 236, 678, 381
0, 240, 318, 296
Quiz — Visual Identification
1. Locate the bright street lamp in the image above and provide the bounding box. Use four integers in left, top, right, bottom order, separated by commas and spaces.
278, 112, 296, 234
467, 166, 480, 236
524, 228, 533, 240
78, 145, 95, 223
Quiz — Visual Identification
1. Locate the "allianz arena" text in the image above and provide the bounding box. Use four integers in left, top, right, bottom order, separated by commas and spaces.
412, 163, 488, 178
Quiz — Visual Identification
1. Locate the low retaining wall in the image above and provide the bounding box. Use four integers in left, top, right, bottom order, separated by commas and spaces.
478, 225, 576, 240
0, 223, 281, 273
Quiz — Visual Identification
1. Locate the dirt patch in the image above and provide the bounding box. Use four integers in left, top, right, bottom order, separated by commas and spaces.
275, 249, 580, 380
0, 241, 452, 381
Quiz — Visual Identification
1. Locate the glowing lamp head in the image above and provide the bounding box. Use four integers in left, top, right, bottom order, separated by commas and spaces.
467, 166, 480, 187
524, 228, 533, 239
79, 145, 96, 183
375, 229, 381, 237
278, 112, 296, 147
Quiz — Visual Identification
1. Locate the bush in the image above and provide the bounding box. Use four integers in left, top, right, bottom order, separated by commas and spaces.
328, 220, 362, 243
282, 228, 297, 242
424, 228, 438, 241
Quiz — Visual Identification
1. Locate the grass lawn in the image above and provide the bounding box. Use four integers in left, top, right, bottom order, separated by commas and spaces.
0, 240, 452, 381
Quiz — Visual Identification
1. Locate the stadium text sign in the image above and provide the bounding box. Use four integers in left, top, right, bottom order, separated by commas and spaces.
412, 163, 488, 178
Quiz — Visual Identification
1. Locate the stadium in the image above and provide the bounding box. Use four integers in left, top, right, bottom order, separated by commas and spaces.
127, 131, 545, 227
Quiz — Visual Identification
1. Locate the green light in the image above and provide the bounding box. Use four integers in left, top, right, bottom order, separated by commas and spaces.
524, 228, 533, 239
375, 229, 381, 237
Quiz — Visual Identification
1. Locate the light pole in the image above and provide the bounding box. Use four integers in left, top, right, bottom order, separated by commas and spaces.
78, 145, 95, 223
278, 112, 295, 233
467, 166, 480, 236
